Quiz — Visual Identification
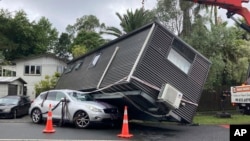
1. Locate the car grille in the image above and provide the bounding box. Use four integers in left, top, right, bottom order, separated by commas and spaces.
104, 108, 118, 114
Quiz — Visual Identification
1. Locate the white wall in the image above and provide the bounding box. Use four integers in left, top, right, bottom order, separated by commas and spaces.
15, 56, 66, 100
0, 84, 8, 97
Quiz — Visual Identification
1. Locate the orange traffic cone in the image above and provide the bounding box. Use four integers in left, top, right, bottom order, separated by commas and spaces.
117, 106, 133, 138
43, 104, 55, 133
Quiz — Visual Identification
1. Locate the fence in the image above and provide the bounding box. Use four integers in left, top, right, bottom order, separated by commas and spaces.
197, 88, 235, 112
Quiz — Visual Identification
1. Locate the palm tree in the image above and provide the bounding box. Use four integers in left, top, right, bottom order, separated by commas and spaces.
100, 26, 123, 37
179, 0, 218, 37
210, 6, 218, 25
179, 1, 194, 37
101, 8, 155, 38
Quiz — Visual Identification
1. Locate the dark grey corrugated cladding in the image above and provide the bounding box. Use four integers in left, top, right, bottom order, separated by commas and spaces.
99, 26, 152, 89
130, 23, 211, 123
55, 23, 152, 90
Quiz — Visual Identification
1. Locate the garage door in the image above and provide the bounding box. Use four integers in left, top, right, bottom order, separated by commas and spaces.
8, 84, 17, 95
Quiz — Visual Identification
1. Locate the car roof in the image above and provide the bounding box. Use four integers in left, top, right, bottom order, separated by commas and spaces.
44, 89, 84, 93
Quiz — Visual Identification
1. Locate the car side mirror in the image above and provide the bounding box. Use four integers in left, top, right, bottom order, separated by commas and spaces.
61, 98, 70, 103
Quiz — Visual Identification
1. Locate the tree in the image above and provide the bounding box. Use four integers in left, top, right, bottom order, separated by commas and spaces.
155, 0, 183, 34
179, 0, 196, 37
54, 32, 71, 60
32, 17, 59, 53
66, 15, 104, 38
155, 0, 207, 36
71, 45, 88, 58
184, 16, 250, 90
0, 9, 59, 61
2, 10, 33, 60
101, 8, 155, 38
100, 26, 123, 38
0, 9, 15, 51
71, 30, 105, 54
34, 72, 60, 97
66, 15, 106, 58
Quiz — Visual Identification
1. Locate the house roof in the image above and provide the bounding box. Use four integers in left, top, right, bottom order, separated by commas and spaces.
0, 77, 27, 84
13, 53, 68, 63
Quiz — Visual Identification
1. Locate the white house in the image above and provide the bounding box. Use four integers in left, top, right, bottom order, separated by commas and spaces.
0, 54, 67, 100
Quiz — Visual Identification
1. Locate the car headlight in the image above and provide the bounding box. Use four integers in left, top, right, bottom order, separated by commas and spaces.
3, 108, 11, 112
86, 105, 102, 113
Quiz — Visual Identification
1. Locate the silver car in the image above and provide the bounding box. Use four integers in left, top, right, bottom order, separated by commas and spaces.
29, 89, 121, 128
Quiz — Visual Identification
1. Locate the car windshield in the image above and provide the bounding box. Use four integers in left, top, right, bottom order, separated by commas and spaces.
0, 97, 18, 105
67, 91, 94, 102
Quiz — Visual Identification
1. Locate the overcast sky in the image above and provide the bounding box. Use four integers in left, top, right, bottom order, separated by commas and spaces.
0, 0, 157, 34
1, 0, 250, 36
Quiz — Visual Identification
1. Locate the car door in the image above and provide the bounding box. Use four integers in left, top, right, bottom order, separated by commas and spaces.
42, 91, 66, 119
22, 97, 31, 115
53, 91, 67, 119
17, 98, 25, 117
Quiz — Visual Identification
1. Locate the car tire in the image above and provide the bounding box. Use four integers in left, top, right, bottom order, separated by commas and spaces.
31, 108, 43, 124
73, 111, 90, 129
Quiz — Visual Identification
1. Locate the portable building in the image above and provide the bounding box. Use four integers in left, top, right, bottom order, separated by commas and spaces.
55, 21, 211, 123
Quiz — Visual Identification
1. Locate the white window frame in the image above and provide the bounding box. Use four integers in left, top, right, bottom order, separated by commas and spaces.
89, 53, 101, 68
24, 65, 41, 75
167, 48, 191, 74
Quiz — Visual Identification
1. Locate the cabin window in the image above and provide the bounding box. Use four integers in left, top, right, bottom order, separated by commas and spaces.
167, 39, 195, 74
89, 53, 101, 68
24, 65, 41, 75
75, 61, 83, 70
64, 65, 74, 74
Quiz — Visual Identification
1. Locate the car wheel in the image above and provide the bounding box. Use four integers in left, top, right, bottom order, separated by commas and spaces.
31, 108, 43, 124
73, 111, 90, 129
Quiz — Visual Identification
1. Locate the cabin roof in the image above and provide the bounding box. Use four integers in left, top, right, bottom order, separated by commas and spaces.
69, 21, 156, 63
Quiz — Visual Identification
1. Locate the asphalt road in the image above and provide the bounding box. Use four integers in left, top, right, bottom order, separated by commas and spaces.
0, 115, 230, 141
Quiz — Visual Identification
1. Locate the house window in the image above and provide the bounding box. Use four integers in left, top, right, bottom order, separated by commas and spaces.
57, 66, 64, 74
30, 66, 35, 74
89, 53, 101, 68
36, 66, 41, 74
167, 39, 195, 74
24, 66, 29, 74
1, 69, 16, 76
24, 65, 41, 75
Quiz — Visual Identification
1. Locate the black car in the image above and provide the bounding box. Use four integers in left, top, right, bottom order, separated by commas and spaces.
0, 95, 31, 119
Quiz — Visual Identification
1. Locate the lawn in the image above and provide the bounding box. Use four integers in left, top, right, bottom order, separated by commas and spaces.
193, 112, 250, 125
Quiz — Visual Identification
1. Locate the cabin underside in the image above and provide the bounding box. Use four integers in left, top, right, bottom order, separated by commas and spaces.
92, 90, 191, 123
